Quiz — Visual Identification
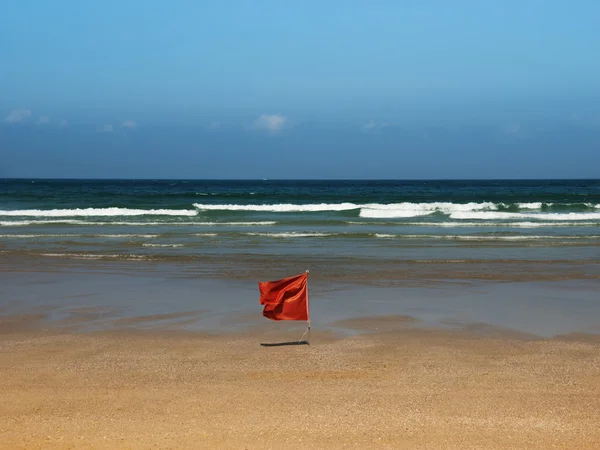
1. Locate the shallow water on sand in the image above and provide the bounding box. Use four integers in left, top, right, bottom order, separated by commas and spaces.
1, 259, 599, 338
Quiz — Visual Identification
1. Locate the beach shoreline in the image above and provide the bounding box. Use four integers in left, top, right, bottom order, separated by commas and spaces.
2, 255, 600, 338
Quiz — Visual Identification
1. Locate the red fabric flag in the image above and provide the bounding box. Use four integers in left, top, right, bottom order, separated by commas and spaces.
258, 273, 309, 321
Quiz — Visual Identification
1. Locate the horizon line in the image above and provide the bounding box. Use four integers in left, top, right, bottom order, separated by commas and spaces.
2, 177, 599, 182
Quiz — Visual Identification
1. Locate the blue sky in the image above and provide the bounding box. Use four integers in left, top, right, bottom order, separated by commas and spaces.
1, 0, 600, 178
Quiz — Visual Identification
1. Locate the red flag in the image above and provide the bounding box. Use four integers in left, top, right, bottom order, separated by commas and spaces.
258, 273, 309, 321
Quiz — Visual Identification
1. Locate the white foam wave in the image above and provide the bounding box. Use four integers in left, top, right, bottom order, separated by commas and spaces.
193, 233, 218, 237
517, 202, 600, 209
359, 202, 497, 219
360, 210, 431, 219
0, 234, 80, 238
452, 235, 600, 241
41, 253, 107, 260
41, 253, 149, 260
430, 221, 598, 227
97, 234, 159, 238
91, 221, 179, 226
0, 220, 277, 227
0, 208, 197, 217
450, 212, 600, 221
347, 221, 600, 228
142, 243, 184, 248
195, 221, 277, 226
194, 203, 359, 212
0, 233, 158, 238
245, 232, 331, 238
194, 201, 500, 215
0, 220, 89, 226
517, 202, 545, 209
490, 221, 598, 228
373, 234, 600, 240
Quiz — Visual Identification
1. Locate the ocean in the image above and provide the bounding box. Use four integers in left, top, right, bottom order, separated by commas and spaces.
2, 179, 600, 336
1, 179, 600, 277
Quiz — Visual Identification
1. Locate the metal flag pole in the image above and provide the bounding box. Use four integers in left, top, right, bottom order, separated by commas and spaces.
298, 270, 311, 344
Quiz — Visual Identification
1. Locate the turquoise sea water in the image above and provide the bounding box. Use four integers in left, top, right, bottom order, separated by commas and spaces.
1, 179, 599, 266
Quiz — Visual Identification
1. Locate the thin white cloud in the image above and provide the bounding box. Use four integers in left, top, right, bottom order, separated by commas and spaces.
362, 120, 389, 133
253, 114, 289, 133
4, 108, 32, 124
99, 124, 114, 133
59, 119, 68, 127
121, 119, 137, 129
37, 115, 50, 125
208, 121, 221, 129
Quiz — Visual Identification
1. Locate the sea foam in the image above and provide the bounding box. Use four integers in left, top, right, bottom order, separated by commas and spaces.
245, 232, 331, 238
194, 201, 498, 216
450, 212, 600, 221
0, 220, 91, 226
142, 243, 184, 248
193, 203, 359, 212
372, 234, 600, 240
0, 220, 278, 227
0, 208, 198, 217
0, 233, 158, 238
517, 202, 546, 209
359, 202, 497, 218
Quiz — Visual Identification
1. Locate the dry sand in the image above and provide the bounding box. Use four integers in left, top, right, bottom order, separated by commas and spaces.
1, 320, 600, 449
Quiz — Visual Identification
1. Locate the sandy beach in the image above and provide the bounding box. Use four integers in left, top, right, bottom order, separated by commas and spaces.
1, 318, 600, 449
1, 255, 600, 449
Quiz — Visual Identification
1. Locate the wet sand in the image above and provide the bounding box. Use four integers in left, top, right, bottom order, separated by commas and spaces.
1, 324, 600, 449
2, 258, 600, 337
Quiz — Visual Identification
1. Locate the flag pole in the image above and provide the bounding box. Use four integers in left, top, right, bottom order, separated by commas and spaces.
298, 270, 311, 345
306, 269, 311, 345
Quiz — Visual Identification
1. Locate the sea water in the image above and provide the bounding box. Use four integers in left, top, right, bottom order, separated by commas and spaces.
1, 179, 599, 266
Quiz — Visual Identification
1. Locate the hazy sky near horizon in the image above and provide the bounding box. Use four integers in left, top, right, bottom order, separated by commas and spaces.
1, 1, 600, 178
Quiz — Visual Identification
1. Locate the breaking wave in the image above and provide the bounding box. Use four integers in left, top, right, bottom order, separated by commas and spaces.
374, 234, 600, 241
245, 232, 332, 238
2, 203, 598, 221
450, 212, 600, 221
346, 221, 599, 227
40, 253, 150, 260
193, 203, 360, 212
0, 234, 159, 238
0, 220, 277, 227
142, 243, 184, 248
0, 208, 197, 217
194, 201, 501, 218
517, 202, 546, 209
